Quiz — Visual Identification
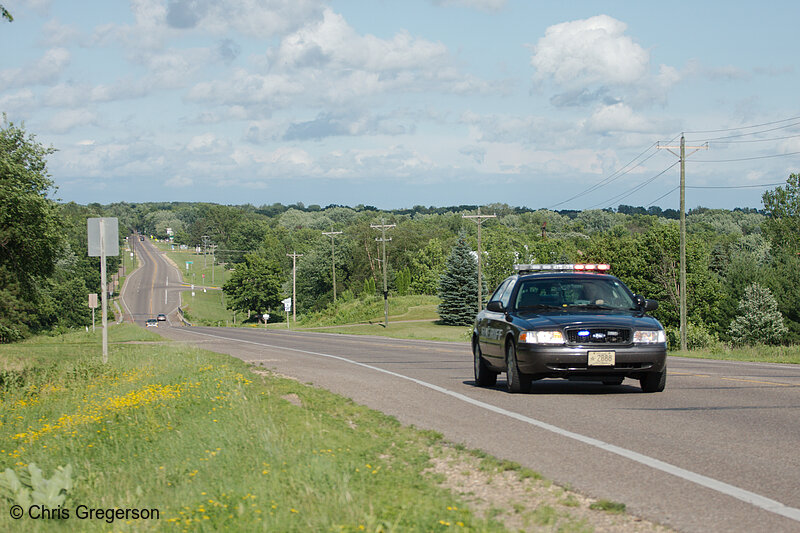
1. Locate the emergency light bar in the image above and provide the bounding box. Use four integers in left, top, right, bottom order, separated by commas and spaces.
514, 263, 611, 274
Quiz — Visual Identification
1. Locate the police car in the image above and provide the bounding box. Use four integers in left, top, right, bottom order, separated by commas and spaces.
472, 263, 667, 393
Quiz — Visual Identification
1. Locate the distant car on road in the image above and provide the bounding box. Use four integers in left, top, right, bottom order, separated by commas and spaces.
146, 318, 158, 327
157, 313, 167, 322
472, 263, 667, 393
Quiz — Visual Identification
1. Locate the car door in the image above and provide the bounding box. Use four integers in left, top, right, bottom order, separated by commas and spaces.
481, 278, 516, 363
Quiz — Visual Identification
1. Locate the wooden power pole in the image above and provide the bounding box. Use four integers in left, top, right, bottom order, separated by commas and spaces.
322, 229, 343, 302
286, 252, 303, 323
370, 219, 395, 327
658, 135, 708, 352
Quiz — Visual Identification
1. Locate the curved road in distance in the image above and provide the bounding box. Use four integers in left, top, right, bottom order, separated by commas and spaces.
120, 234, 184, 326
137, 248, 800, 532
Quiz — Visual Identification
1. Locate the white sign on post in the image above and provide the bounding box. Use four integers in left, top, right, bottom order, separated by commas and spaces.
87, 218, 119, 257
87, 218, 119, 364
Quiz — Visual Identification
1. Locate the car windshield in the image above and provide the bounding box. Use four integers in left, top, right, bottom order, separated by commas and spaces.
514, 277, 637, 311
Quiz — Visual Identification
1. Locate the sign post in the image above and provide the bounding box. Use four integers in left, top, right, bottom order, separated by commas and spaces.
88, 218, 119, 363
282, 298, 292, 329
88, 293, 98, 332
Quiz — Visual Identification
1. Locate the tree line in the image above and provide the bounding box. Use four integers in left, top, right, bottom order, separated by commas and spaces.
2, 118, 797, 346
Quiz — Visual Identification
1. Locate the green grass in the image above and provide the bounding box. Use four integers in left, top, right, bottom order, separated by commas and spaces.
179, 289, 243, 327
298, 320, 471, 343
669, 344, 800, 364
0, 327, 507, 532
297, 294, 440, 327
152, 241, 224, 289
588, 500, 626, 514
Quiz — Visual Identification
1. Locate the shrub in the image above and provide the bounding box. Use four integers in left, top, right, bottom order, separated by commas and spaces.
728, 283, 788, 346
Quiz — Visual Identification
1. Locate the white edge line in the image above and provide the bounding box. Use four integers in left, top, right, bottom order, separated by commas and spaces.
180, 328, 800, 523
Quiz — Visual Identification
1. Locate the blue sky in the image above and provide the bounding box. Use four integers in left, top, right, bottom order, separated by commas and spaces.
1, 0, 798, 211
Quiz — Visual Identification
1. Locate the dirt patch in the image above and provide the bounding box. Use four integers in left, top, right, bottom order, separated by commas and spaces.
426, 445, 674, 532
281, 393, 303, 407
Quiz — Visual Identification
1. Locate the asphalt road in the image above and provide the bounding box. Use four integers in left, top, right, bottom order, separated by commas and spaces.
119, 235, 184, 326
121, 242, 800, 532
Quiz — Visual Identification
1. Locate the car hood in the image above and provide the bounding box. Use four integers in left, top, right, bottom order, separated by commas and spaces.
515, 310, 662, 330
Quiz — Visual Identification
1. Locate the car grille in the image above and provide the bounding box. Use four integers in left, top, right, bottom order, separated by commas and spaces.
566, 328, 630, 345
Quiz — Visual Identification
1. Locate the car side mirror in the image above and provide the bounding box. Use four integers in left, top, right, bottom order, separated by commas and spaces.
643, 299, 658, 312
486, 301, 505, 312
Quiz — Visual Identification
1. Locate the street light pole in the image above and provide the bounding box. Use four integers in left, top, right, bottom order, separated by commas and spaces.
462, 209, 496, 310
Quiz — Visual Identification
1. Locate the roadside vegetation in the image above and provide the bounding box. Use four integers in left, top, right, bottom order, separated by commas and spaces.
3, 116, 800, 358
0, 325, 668, 532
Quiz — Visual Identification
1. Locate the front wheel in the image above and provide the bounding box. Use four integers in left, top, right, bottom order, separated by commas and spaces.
473, 339, 498, 387
505, 341, 531, 393
640, 369, 666, 393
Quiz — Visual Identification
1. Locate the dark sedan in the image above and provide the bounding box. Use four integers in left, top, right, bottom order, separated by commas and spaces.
472, 264, 667, 393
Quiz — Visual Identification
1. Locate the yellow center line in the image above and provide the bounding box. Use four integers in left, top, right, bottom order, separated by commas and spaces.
671, 371, 795, 387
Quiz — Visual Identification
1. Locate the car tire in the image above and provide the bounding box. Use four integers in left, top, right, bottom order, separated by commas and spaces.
640, 369, 666, 393
473, 339, 498, 387
505, 341, 531, 393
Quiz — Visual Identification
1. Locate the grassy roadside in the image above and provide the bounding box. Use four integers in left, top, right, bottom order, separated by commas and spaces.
0, 325, 666, 532
1, 325, 501, 532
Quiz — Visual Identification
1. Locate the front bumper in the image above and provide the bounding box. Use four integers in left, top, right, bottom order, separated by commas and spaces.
516, 343, 666, 378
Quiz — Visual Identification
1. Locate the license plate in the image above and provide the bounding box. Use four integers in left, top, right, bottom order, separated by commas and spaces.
588, 351, 615, 366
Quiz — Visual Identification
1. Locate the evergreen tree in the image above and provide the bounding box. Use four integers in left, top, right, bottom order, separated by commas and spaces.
438, 235, 480, 326
727, 283, 787, 346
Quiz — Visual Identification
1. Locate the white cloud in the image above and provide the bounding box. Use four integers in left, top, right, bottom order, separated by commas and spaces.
0, 48, 70, 90
531, 15, 648, 87
166, 175, 193, 187
530, 15, 679, 108
186, 133, 230, 153
40, 19, 82, 47
270, 9, 449, 73
431, 0, 506, 12
187, 8, 486, 110
584, 103, 653, 134
0, 89, 36, 113
46, 108, 97, 133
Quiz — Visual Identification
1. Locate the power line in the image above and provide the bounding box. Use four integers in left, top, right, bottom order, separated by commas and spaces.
692, 150, 800, 163
646, 186, 679, 207
686, 182, 785, 189
646, 181, 784, 207
688, 120, 800, 143
587, 161, 679, 209
709, 133, 800, 144
684, 114, 800, 135
546, 141, 666, 210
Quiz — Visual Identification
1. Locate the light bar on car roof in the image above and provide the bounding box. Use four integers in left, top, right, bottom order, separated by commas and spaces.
514, 263, 610, 273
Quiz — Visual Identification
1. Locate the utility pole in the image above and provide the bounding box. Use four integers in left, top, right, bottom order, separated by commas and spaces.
370, 219, 395, 327
202, 235, 210, 268
322, 229, 343, 302
286, 252, 303, 323
658, 135, 708, 352
462, 209, 496, 310
209, 244, 217, 284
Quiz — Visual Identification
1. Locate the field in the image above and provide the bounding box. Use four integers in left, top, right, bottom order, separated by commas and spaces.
0, 325, 650, 532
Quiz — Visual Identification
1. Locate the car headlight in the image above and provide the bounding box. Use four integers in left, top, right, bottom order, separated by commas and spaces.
519, 330, 565, 344
633, 330, 666, 344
